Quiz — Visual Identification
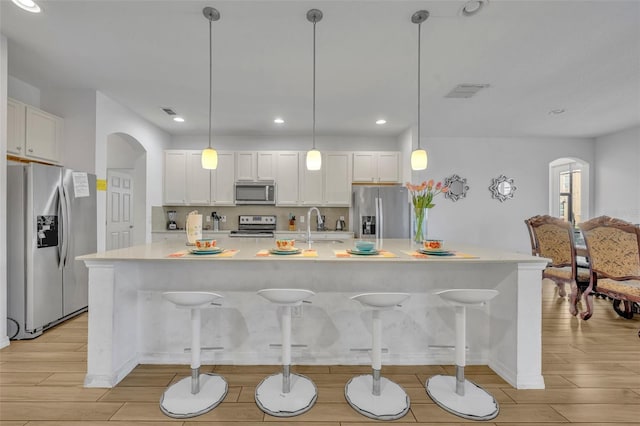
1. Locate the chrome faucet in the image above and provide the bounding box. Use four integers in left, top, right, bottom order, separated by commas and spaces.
307, 207, 323, 245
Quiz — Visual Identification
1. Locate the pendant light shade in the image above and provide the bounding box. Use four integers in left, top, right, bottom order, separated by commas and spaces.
411, 149, 428, 170
306, 149, 322, 171
201, 6, 220, 170
306, 9, 323, 171
202, 147, 218, 169
411, 10, 429, 171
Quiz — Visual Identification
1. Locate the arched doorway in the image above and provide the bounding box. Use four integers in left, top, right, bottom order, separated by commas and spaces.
549, 157, 590, 226
106, 133, 146, 250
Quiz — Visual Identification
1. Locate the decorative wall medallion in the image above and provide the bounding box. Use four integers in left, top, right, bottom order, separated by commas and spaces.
444, 174, 469, 202
489, 175, 516, 202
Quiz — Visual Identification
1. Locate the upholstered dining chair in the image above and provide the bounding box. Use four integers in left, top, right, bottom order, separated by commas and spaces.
579, 216, 640, 330
525, 215, 591, 317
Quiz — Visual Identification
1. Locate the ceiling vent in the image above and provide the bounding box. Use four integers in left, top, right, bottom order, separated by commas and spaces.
444, 84, 490, 99
161, 107, 177, 115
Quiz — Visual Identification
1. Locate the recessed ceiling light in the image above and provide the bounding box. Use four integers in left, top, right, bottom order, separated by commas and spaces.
375, 119, 387, 125
173, 117, 185, 122
274, 118, 285, 124
460, 0, 488, 17
549, 108, 566, 115
11, 0, 41, 13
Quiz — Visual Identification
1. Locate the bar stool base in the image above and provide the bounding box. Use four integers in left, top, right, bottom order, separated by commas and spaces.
345, 374, 410, 420
160, 373, 228, 419
255, 373, 317, 417
426, 375, 499, 421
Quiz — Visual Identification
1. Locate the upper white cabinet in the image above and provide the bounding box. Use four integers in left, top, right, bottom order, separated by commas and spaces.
277, 151, 351, 207
275, 151, 301, 205
235, 151, 275, 181
163, 151, 188, 205
352, 151, 400, 183
7, 98, 62, 164
211, 151, 235, 205
323, 152, 352, 205
163, 150, 235, 205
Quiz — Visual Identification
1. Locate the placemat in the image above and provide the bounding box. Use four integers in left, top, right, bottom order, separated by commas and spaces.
167, 249, 239, 258
402, 250, 478, 259
256, 249, 318, 258
334, 249, 397, 258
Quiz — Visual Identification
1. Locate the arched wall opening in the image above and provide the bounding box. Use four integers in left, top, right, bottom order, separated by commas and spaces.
106, 132, 147, 248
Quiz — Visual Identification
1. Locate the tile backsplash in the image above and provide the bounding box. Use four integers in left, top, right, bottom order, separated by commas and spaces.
152, 205, 349, 232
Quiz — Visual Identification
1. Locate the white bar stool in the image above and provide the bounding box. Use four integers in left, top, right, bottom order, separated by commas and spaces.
426, 289, 500, 421
255, 289, 317, 417
345, 292, 411, 421
159, 291, 228, 419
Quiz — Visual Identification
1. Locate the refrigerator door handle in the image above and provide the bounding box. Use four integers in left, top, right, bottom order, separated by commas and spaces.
378, 196, 383, 243
59, 185, 70, 268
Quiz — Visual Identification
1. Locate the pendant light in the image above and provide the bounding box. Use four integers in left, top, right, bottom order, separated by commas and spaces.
201, 7, 220, 170
306, 9, 323, 171
411, 10, 429, 171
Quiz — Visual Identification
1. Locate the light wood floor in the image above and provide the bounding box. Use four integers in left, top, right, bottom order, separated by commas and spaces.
1, 280, 639, 425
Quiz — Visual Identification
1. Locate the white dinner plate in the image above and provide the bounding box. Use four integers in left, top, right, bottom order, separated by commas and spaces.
190, 247, 224, 255
347, 248, 379, 256
418, 249, 454, 256
269, 248, 302, 255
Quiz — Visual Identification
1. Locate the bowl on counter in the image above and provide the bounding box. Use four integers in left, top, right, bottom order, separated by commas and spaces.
355, 240, 375, 252
275, 239, 296, 251
195, 239, 217, 250
422, 239, 444, 251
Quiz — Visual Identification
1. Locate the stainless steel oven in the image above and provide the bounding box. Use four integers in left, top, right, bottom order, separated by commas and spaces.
235, 182, 276, 205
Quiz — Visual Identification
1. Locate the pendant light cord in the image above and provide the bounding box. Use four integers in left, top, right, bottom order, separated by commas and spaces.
312, 20, 317, 150
208, 18, 213, 150
417, 21, 421, 150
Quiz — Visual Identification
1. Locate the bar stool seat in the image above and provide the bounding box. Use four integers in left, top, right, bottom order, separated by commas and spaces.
160, 291, 228, 419
255, 289, 317, 417
426, 289, 499, 421
345, 292, 411, 421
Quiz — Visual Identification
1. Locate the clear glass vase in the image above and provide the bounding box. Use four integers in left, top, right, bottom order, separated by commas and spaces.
412, 207, 429, 244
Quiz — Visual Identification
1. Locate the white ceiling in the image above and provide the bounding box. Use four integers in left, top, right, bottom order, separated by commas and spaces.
1, 0, 639, 139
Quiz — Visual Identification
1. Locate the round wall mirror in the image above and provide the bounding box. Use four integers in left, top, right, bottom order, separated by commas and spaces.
489, 175, 516, 202
444, 174, 469, 202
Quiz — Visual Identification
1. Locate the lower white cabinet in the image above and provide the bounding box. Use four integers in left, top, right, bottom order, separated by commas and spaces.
7, 98, 62, 164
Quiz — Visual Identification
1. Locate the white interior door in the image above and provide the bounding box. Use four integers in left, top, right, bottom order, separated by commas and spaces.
106, 169, 134, 250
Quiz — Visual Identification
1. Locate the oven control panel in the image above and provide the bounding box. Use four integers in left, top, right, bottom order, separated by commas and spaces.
238, 215, 276, 226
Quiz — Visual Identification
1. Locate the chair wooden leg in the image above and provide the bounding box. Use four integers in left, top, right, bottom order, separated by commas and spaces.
556, 281, 566, 298
612, 300, 634, 319
569, 281, 580, 317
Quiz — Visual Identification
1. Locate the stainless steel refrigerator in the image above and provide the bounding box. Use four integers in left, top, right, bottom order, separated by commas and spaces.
352, 185, 410, 239
7, 163, 97, 339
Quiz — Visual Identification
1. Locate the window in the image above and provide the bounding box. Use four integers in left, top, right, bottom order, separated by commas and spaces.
550, 158, 589, 228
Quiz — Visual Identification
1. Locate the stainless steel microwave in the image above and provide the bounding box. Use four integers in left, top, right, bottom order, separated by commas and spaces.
235, 182, 276, 205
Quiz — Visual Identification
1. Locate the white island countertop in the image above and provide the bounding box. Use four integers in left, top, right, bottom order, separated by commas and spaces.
79, 238, 547, 391
80, 238, 542, 263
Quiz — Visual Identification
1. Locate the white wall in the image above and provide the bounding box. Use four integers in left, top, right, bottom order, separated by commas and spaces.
406, 136, 595, 253
40, 89, 97, 173
7, 75, 39, 106
1, 35, 9, 348
594, 125, 640, 223
96, 92, 171, 250
172, 134, 399, 151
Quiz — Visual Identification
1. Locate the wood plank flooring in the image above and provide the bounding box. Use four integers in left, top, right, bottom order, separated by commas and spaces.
1, 280, 639, 425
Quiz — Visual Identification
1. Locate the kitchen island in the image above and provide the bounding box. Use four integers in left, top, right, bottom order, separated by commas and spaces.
79, 238, 547, 390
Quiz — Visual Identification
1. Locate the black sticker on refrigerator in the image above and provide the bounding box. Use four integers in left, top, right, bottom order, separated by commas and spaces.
37, 215, 58, 248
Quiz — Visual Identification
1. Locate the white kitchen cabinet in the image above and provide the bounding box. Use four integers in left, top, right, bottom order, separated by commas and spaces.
323, 152, 352, 205
235, 151, 275, 181
164, 150, 236, 206
300, 151, 351, 206
7, 98, 62, 164
187, 151, 212, 204
163, 151, 188, 205
352, 151, 400, 183
275, 151, 301, 205
211, 151, 235, 205
300, 156, 323, 205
